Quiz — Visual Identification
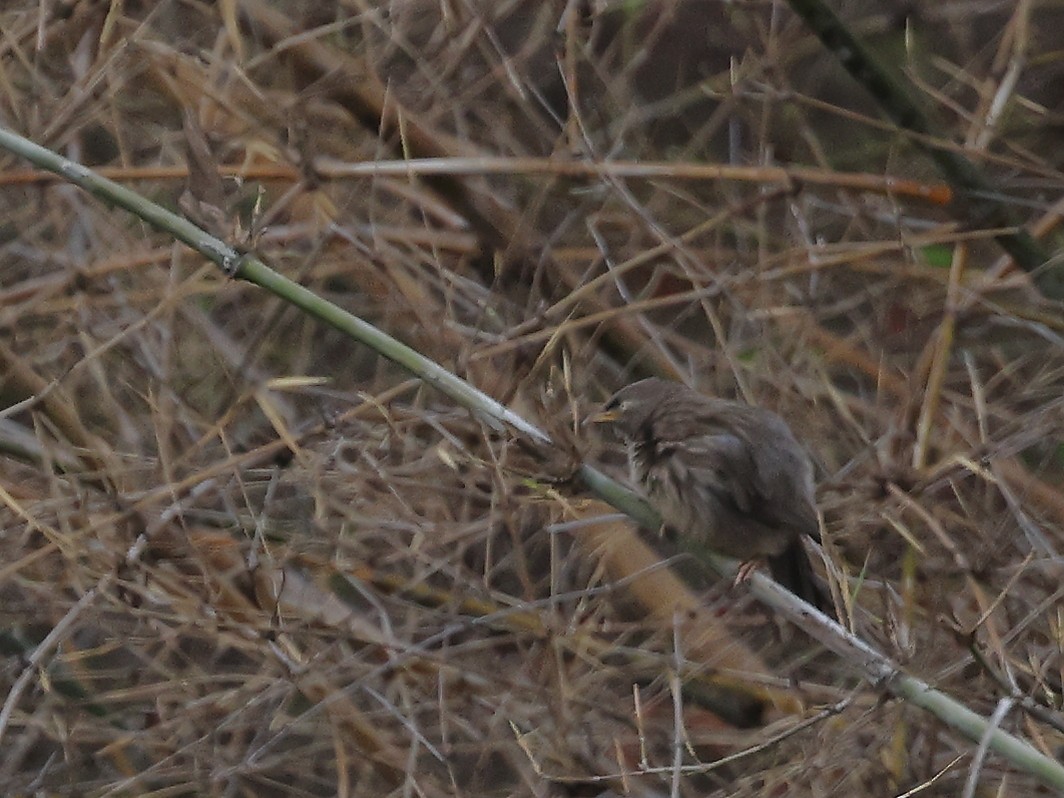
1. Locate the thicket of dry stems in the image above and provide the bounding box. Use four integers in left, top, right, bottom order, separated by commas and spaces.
2, 1, 1064, 795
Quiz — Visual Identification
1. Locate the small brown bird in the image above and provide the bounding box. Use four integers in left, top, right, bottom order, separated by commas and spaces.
594, 377, 830, 612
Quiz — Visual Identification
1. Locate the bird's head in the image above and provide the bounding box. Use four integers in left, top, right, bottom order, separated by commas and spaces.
589, 378, 672, 438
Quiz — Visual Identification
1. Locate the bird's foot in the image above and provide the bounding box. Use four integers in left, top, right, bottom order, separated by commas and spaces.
733, 558, 764, 586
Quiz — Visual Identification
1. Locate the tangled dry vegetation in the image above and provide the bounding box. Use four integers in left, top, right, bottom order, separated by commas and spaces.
3, 1, 1064, 795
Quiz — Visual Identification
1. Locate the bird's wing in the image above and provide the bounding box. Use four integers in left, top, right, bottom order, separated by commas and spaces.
670, 432, 759, 516
677, 429, 818, 536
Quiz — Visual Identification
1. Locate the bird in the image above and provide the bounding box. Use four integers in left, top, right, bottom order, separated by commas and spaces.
593, 377, 831, 613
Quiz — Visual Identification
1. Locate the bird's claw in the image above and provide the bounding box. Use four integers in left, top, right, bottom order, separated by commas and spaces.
733, 558, 764, 587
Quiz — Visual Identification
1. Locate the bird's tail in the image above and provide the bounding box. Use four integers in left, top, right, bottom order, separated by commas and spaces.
767, 538, 834, 618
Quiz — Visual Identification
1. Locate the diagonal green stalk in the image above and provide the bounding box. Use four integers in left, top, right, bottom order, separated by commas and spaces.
2, 125, 1062, 790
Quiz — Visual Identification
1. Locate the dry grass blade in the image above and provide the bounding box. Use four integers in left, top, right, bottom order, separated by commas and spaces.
3, 2, 1064, 795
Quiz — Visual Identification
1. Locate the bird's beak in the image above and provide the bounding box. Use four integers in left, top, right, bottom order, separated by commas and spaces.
586, 408, 620, 425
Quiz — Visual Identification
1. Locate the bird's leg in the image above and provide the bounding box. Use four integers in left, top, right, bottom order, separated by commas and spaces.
733, 558, 764, 586
658, 523, 683, 541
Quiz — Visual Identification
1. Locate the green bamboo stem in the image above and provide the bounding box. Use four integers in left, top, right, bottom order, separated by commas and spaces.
2, 125, 1062, 790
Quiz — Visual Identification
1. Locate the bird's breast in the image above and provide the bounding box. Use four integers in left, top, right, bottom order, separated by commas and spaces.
627, 437, 793, 558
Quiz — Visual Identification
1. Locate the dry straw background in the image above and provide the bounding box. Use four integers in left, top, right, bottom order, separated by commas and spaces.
2, 1, 1064, 795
